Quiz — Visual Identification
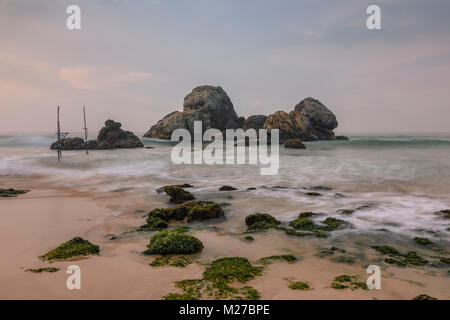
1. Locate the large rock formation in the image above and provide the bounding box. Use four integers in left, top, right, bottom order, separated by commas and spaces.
51, 120, 143, 150
144, 86, 241, 139
144, 85, 343, 143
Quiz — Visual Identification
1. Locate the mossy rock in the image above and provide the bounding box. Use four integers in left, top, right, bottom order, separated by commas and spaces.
372, 245, 401, 256
143, 229, 203, 255
385, 251, 428, 267
331, 255, 355, 264
337, 209, 355, 215
435, 209, 450, 219
203, 257, 263, 284
414, 237, 434, 245
320, 247, 346, 256
25, 267, 59, 273
259, 254, 297, 265
40, 237, 100, 261
412, 294, 437, 300
156, 184, 193, 193
147, 201, 224, 224
245, 213, 280, 231
0, 188, 29, 198
138, 216, 168, 231
305, 192, 321, 196
297, 211, 318, 218
242, 236, 254, 242
219, 185, 237, 191
162, 186, 195, 204
319, 217, 346, 231
289, 217, 315, 231
288, 281, 309, 290
439, 257, 450, 264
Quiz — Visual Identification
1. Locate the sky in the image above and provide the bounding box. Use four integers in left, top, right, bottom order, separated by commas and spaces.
0, 0, 449, 134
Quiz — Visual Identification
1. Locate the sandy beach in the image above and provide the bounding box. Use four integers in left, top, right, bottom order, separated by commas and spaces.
1, 176, 448, 300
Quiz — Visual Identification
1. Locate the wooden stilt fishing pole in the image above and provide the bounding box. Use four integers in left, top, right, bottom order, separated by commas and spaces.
83, 106, 89, 154
55, 106, 69, 161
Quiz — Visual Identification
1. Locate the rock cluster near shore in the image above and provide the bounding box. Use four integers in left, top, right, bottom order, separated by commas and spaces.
144, 85, 347, 143
50, 120, 143, 150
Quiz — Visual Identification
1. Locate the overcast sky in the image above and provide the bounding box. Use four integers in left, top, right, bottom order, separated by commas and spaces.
1, 0, 449, 134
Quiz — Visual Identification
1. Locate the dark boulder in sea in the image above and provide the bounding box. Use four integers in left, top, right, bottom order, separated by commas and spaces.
162, 186, 195, 204
95, 120, 143, 149
50, 120, 143, 150
144, 85, 341, 143
243, 115, 267, 131
219, 185, 238, 191
336, 135, 349, 141
144, 86, 241, 139
50, 137, 97, 150
284, 138, 306, 149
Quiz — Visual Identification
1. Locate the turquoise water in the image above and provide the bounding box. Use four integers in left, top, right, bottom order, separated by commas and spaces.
1, 134, 449, 239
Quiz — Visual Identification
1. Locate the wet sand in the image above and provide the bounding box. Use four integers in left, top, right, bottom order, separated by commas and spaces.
0, 177, 449, 299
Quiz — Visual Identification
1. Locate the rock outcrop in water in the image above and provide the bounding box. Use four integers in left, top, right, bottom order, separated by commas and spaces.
50, 120, 143, 150
144, 85, 344, 143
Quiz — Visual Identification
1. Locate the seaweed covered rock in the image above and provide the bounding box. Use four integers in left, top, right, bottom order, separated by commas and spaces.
203, 257, 263, 283
147, 201, 224, 224
137, 216, 168, 231
245, 213, 280, 231
435, 209, 450, 219
219, 185, 237, 191
144, 229, 204, 255
162, 186, 195, 204
156, 184, 193, 193
259, 254, 297, 265
414, 237, 434, 245
0, 188, 29, 197
40, 237, 100, 261
372, 245, 428, 267
412, 294, 438, 300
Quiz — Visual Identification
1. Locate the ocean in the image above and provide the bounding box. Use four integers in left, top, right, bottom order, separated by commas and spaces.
1, 133, 449, 240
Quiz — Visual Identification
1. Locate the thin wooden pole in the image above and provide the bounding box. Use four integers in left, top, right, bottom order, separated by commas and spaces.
57, 106, 62, 160
83, 106, 89, 154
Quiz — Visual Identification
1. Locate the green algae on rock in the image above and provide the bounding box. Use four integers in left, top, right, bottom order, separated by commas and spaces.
372, 245, 428, 267
40, 237, 100, 261
331, 274, 368, 290
412, 294, 437, 300
143, 229, 203, 255
137, 216, 168, 231
258, 254, 297, 265
414, 237, 434, 245
148, 201, 224, 224
288, 281, 309, 290
25, 267, 60, 273
0, 188, 29, 198
372, 245, 402, 256
245, 213, 280, 231
163, 257, 263, 300
203, 257, 263, 283
435, 209, 450, 219
149, 255, 193, 268
162, 186, 195, 204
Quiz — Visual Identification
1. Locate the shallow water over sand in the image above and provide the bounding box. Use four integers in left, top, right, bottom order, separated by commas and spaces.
1, 134, 450, 240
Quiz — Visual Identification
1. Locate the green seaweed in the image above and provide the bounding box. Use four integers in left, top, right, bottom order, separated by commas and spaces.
331, 255, 355, 264
414, 237, 434, 245
372, 245, 402, 256
40, 237, 100, 261
245, 213, 280, 231
162, 293, 198, 300
164, 257, 263, 300
331, 275, 368, 290
288, 281, 309, 290
258, 254, 297, 265
149, 255, 193, 268
147, 201, 224, 223
0, 188, 29, 197
25, 267, 59, 273
289, 217, 315, 231
138, 216, 168, 231
203, 257, 263, 283
319, 217, 346, 231
143, 229, 203, 255
163, 186, 195, 204
384, 251, 428, 267
242, 236, 254, 242
412, 294, 437, 300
